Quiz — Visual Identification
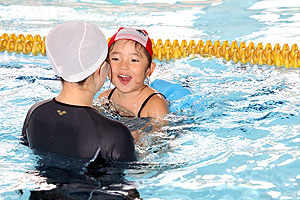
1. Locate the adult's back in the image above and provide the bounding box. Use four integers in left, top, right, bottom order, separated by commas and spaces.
22, 99, 136, 161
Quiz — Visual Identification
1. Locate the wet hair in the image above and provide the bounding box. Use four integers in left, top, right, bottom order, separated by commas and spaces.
59, 77, 89, 86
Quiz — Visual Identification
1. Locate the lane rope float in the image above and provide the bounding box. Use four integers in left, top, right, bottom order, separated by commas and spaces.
0, 33, 46, 56
1, 33, 299, 68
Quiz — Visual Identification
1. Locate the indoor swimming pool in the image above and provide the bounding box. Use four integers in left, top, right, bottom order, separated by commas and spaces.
1, 0, 300, 199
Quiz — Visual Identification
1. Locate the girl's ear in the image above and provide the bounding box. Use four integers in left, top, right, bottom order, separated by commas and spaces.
146, 62, 156, 77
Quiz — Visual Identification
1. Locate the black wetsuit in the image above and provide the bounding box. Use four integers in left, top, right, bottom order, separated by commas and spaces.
108, 87, 166, 117
22, 98, 137, 162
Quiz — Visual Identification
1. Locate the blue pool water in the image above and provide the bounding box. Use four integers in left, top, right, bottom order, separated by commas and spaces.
1, 0, 300, 199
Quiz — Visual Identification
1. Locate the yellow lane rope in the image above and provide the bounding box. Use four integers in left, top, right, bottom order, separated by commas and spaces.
1, 33, 299, 68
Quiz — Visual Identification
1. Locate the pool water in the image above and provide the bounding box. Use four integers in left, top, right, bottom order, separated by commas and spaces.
1, 0, 300, 199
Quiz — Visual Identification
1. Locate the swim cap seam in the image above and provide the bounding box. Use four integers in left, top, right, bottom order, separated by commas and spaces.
78, 22, 87, 71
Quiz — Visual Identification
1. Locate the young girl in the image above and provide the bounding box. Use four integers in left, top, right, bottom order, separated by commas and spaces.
97, 27, 168, 118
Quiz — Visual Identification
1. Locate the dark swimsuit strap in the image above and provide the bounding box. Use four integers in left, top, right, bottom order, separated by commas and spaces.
138, 93, 166, 117
107, 87, 166, 117
108, 87, 117, 100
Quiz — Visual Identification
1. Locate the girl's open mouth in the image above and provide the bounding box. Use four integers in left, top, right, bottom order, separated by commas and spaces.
118, 74, 132, 84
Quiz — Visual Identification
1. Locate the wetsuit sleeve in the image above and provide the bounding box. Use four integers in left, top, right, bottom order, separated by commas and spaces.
21, 99, 52, 146
100, 120, 137, 162
112, 126, 137, 162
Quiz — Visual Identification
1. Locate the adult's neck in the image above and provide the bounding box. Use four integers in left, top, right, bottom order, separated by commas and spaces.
55, 82, 95, 107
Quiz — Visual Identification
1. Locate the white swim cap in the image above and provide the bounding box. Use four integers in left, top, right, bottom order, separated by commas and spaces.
45, 21, 108, 82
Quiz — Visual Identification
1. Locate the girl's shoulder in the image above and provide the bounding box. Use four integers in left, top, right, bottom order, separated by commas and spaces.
145, 85, 160, 94
140, 86, 169, 117
146, 86, 166, 99
143, 86, 166, 103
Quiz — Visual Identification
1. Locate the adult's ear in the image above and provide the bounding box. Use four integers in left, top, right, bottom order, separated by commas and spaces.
93, 61, 110, 88
98, 61, 110, 80
146, 62, 156, 77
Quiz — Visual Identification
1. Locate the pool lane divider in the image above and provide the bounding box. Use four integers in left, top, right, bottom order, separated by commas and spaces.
0, 33, 299, 68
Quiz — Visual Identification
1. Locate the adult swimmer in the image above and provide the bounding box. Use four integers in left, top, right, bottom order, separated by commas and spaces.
21, 21, 137, 162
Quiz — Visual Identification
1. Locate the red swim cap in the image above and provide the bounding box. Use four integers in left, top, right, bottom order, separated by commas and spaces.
108, 27, 153, 57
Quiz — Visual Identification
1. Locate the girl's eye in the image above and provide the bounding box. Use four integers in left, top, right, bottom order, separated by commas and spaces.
111, 57, 119, 61
131, 59, 139, 62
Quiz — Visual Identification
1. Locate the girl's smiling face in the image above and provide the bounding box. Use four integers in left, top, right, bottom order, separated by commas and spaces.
108, 39, 152, 93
